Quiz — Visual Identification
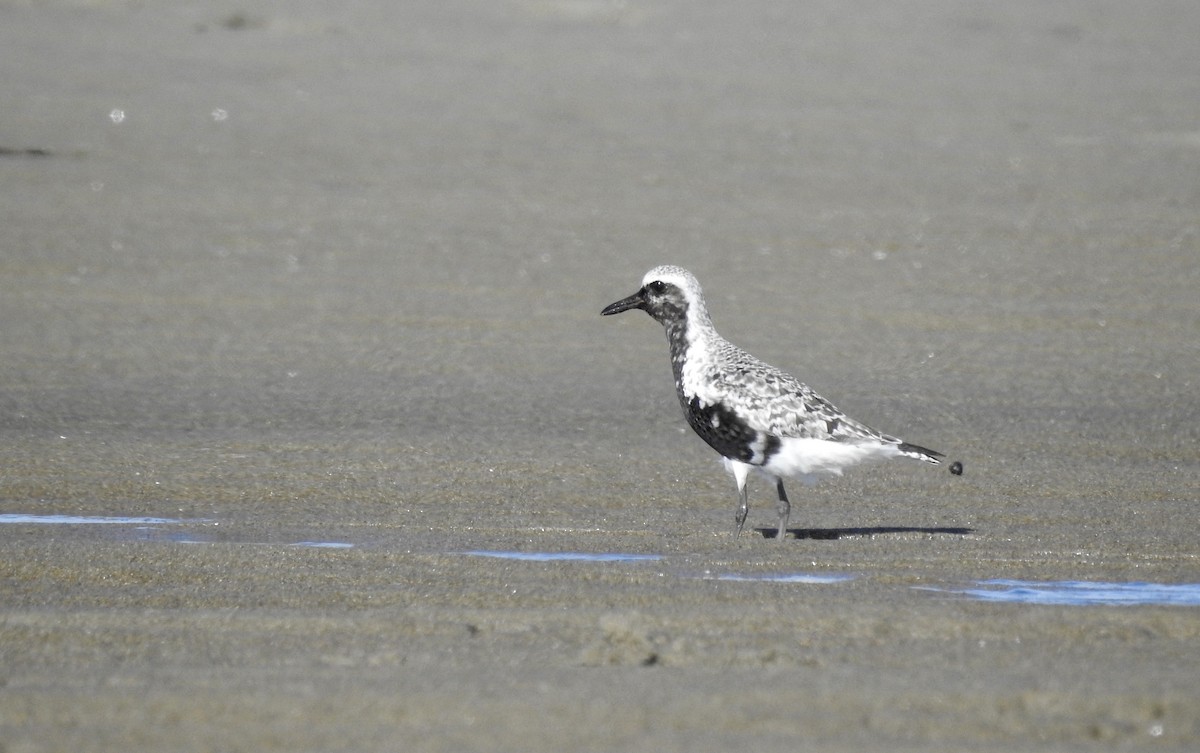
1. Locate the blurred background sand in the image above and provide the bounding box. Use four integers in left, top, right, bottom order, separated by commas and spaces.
1, 1, 1198, 750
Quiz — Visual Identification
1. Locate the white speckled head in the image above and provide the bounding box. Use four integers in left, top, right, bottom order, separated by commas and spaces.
641, 265, 701, 296
633, 265, 714, 337
602, 266, 714, 336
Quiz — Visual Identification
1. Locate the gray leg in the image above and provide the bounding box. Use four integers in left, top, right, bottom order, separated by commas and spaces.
727, 460, 752, 538
734, 481, 749, 537
774, 478, 790, 541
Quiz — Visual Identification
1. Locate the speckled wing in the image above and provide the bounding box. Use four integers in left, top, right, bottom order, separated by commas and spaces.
702, 341, 897, 444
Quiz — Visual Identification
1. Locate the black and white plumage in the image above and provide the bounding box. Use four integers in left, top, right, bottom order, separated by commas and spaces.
601, 265, 958, 541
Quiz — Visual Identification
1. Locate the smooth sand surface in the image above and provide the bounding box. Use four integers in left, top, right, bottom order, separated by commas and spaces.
2, 1, 1198, 750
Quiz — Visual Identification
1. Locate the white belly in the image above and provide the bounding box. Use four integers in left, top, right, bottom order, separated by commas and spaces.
761, 437, 902, 478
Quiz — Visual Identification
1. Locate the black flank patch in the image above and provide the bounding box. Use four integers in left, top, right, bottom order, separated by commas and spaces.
682, 395, 769, 464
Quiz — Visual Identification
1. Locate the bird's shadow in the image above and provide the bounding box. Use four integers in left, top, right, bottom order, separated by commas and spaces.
756, 525, 975, 540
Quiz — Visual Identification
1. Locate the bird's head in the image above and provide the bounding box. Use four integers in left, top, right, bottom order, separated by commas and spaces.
601, 265, 708, 329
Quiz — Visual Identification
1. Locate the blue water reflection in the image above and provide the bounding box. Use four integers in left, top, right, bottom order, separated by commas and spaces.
0, 514, 188, 525
711, 573, 854, 584
933, 579, 1200, 606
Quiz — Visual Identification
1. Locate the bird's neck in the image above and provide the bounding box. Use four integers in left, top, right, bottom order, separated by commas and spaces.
665, 314, 717, 391
665, 319, 690, 378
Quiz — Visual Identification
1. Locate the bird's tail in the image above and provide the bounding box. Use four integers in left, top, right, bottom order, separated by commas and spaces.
897, 442, 964, 476
896, 442, 942, 464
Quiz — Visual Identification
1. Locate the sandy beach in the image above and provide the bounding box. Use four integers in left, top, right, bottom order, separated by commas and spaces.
2, 1, 1198, 750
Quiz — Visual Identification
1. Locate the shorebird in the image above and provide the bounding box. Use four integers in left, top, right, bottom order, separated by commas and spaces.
601, 265, 960, 541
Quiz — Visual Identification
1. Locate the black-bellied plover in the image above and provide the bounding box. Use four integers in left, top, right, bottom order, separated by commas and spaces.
602, 265, 961, 541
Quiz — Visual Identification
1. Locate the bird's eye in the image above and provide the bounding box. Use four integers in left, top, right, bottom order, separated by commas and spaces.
647, 280, 666, 294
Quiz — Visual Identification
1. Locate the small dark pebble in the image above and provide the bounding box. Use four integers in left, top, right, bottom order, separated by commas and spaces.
0, 147, 51, 158
220, 12, 266, 30
949, 461, 963, 476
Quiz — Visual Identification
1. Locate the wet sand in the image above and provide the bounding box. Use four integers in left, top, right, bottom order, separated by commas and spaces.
2, 1, 1199, 750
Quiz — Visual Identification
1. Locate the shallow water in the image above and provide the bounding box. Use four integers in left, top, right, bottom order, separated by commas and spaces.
926, 580, 1200, 607
0, 514, 194, 525
708, 572, 855, 584
5, 517, 1194, 607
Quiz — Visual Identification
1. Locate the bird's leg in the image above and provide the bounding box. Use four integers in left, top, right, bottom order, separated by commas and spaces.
774, 478, 790, 541
727, 460, 751, 537
734, 481, 749, 537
